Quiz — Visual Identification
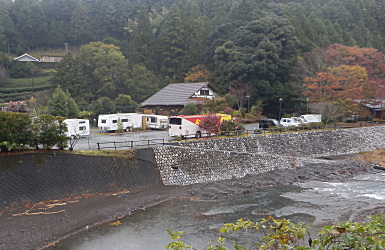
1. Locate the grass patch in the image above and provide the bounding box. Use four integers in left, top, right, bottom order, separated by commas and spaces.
358, 149, 385, 167
73, 150, 135, 158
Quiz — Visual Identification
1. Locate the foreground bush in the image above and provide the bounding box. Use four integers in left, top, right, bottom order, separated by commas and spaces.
0, 111, 68, 151
166, 214, 385, 249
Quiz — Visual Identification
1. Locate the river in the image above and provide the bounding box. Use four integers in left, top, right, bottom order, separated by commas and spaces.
50, 172, 385, 250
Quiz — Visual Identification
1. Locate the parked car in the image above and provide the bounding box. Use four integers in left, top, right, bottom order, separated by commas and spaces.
291, 117, 309, 125
280, 118, 300, 127
299, 114, 322, 123
259, 118, 282, 129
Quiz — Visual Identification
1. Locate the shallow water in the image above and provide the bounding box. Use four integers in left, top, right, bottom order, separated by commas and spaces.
51, 173, 385, 250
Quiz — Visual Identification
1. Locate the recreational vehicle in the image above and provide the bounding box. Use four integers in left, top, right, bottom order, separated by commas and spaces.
169, 114, 231, 139
98, 113, 143, 132
63, 119, 90, 139
143, 115, 169, 129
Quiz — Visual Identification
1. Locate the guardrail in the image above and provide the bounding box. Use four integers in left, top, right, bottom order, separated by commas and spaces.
97, 138, 167, 150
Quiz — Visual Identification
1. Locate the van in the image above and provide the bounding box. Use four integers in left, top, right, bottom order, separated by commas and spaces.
259, 118, 281, 129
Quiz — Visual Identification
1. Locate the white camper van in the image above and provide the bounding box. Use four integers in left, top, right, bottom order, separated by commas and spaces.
143, 115, 169, 129
98, 113, 143, 132
63, 119, 90, 139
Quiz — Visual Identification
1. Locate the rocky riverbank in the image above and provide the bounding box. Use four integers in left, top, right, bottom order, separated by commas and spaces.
0, 154, 384, 249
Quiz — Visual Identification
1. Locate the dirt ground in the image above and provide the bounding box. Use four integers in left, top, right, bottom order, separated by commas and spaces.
0, 153, 384, 250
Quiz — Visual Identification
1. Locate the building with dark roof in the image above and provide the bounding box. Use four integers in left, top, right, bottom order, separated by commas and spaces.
140, 82, 217, 115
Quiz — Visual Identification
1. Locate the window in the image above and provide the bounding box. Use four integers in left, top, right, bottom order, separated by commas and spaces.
101, 120, 106, 123
169, 118, 182, 125
79, 121, 86, 124
200, 89, 209, 95
79, 126, 86, 131
112, 120, 117, 123
121, 119, 128, 122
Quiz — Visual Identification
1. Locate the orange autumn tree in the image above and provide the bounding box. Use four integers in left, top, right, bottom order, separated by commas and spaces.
305, 65, 371, 101
184, 64, 212, 83
304, 72, 342, 101
328, 65, 371, 100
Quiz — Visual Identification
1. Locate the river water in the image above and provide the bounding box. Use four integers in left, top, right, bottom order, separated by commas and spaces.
51, 173, 385, 250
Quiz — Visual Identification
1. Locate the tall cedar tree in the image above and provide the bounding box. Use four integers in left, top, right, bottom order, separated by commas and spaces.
159, 4, 186, 80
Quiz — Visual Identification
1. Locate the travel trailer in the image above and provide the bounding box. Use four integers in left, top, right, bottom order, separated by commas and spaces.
143, 115, 169, 129
98, 113, 143, 132
169, 114, 231, 139
63, 119, 90, 139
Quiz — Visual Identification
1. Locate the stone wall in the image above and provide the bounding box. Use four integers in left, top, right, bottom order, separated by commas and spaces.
154, 126, 385, 185
0, 152, 160, 210
179, 126, 385, 157
2, 126, 385, 208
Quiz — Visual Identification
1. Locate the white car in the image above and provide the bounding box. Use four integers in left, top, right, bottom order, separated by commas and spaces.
280, 118, 301, 127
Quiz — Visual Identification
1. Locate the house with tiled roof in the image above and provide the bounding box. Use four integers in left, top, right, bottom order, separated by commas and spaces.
14, 53, 39, 62
140, 82, 217, 116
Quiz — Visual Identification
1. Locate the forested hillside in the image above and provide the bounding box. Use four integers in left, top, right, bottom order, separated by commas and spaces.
0, 0, 384, 118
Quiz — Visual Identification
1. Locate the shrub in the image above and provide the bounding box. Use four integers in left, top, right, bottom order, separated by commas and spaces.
310, 122, 324, 129
166, 214, 385, 249
232, 110, 241, 116
181, 103, 197, 115
198, 113, 221, 137
223, 107, 234, 115
1, 100, 29, 112
220, 120, 244, 135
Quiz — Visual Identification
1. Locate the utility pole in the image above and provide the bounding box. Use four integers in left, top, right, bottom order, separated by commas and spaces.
64, 43, 69, 54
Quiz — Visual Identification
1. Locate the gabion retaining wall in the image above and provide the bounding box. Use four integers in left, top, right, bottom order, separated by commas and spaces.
0, 152, 160, 210
154, 126, 385, 186
179, 126, 385, 157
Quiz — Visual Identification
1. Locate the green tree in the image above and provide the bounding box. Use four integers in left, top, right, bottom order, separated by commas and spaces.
126, 7, 155, 68
213, 17, 299, 115
203, 97, 228, 113
47, 86, 79, 118
42, 0, 75, 46
185, 16, 213, 69
50, 53, 88, 106
0, 111, 33, 151
158, 4, 187, 80
181, 103, 197, 115
124, 64, 161, 102
114, 94, 138, 113
89, 97, 115, 117
76, 41, 130, 99
9, 61, 36, 78
0, 9, 19, 54
31, 115, 68, 150
70, 1, 92, 43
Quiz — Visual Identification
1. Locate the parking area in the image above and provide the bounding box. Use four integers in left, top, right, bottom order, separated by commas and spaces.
71, 123, 260, 151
